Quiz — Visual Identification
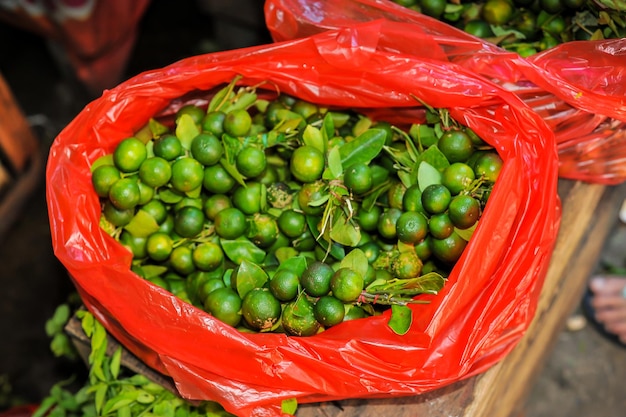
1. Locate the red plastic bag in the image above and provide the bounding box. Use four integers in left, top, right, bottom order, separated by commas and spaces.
264, 0, 626, 184
47, 21, 559, 416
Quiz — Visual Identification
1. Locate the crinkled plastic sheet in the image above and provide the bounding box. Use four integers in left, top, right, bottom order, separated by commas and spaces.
47, 21, 560, 417
265, 0, 626, 184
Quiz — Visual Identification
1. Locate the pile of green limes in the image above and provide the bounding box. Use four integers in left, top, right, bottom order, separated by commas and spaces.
91, 77, 501, 336
393, 0, 625, 56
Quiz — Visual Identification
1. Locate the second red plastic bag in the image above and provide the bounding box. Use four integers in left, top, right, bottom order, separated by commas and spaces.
264, 0, 626, 184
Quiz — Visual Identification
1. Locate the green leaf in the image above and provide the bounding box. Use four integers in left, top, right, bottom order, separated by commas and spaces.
158, 188, 184, 204
222, 134, 243, 164
102, 391, 138, 415
81, 312, 95, 338
328, 111, 351, 129
136, 390, 156, 404
352, 116, 373, 137
175, 114, 200, 150
415, 145, 450, 172
339, 128, 386, 168
329, 212, 361, 247
208, 75, 241, 113
117, 405, 132, 417
123, 210, 160, 238
327, 146, 343, 179
90, 323, 106, 361
94, 383, 107, 415
339, 248, 369, 278
32, 396, 57, 417
455, 221, 478, 241
219, 157, 247, 188
397, 170, 414, 189
306, 215, 345, 260
185, 186, 203, 199
302, 124, 325, 153
138, 264, 169, 278
321, 112, 335, 143
281, 398, 298, 415
233, 259, 269, 298
148, 118, 170, 138
225, 91, 257, 113
417, 161, 442, 191
274, 109, 304, 133
388, 305, 412, 335
274, 247, 299, 264
45, 304, 70, 336
221, 237, 267, 265
276, 255, 308, 277
90, 154, 114, 172
110, 346, 122, 379
368, 273, 446, 296
50, 333, 73, 358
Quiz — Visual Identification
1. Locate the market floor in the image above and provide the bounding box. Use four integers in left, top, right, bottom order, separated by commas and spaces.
1, 2, 625, 416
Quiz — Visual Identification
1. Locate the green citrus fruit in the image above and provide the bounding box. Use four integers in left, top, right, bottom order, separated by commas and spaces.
153, 134, 182, 161
191, 133, 223, 166
473, 152, 503, 182
297, 181, 327, 216
174, 206, 205, 238
391, 251, 423, 279
176, 104, 205, 125
203, 194, 232, 221
438, 130, 475, 163
421, 184, 452, 214
242, 288, 282, 331
246, 213, 279, 248
277, 209, 307, 238
282, 297, 320, 336
146, 232, 173, 262
102, 201, 134, 227
169, 245, 196, 276
396, 211, 428, 244
464, 19, 495, 38
202, 111, 226, 136
314, 295, 345, 327
113, 137, 147, 173
448, 195, 481, 229
269, 269, 301, 301
431, 231, 468, 263
224, 109, 252, 137
428, 212, 455, 239
442, 162, 475, 195
236, 146, 267, 178
330, 267, 364, 303
108, 178, 141, 210
204, 287, 243, 327
203, 164, 237, 194
171, 157, 204, 193
300, 261, 334, 297
403, 184, 426, 214
214, 207, 247, 240
290, 145, 325, 183
92, 164, 121, 197
344, 163, 373, 195
356, 204, 382, 233
232, 182, 263, 215
138, 157, 172, 188
482, 0, 515, 25
193, 242, 224, 271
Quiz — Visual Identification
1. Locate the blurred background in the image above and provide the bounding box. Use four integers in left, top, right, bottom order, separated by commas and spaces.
0, 1, 624, 416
